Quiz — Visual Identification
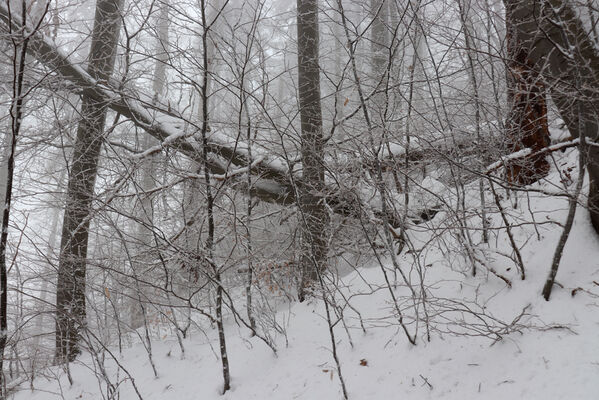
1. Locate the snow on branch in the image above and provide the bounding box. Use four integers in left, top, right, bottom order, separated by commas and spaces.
0, 2, 296, 205
484, 138, 587, 174
0, 3, 418, 228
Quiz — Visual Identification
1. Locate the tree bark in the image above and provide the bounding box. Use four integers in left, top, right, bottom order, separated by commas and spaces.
505, 0, 599, 232
297, 0, 328, 300
504, 3, 551, 185
55, 0, 123, 363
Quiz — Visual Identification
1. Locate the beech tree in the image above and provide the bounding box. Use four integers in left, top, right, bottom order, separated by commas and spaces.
296, 0, 328, 300
55, 0, 123, 363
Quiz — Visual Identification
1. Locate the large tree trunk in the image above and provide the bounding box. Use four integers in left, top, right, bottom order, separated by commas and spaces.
504, 3, 550, 185
297, 0, 328, 300
505, 0, 599, 232
55, 0, 122, 363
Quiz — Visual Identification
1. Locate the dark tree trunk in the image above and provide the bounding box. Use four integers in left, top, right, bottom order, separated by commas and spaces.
55, 0, 122, 363
198, 0, 230, 393
296, 0, 328, 300
504, 0, 599, 233
0, 1, 34, 394
505, 5, 550, 185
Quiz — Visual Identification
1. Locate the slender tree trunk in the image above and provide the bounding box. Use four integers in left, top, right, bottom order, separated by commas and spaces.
129, 0, 170, 331
238, 20, 259, 336
297, 0, 328, 301
55, 0, 122, 363
337, 0, 416, 345
199, 0, 230, 393
0, 1, 31, 394
542, 93, 586, 300
370, 0, 389, 113
587, 0, 599, 43
458, 0, 489, 243
333, 8, 344, 125
33, 167, 67, 352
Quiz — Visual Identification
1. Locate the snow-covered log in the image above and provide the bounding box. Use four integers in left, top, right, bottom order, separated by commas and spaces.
0, 2, 296, 206
0, 3, 406, 227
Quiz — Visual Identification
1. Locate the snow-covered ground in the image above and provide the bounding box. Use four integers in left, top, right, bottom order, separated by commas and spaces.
13, 147, 599, 400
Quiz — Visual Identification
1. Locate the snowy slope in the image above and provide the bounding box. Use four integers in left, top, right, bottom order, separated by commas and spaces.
12, 147, 599, 400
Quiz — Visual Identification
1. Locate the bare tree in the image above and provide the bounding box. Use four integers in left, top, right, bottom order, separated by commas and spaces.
55, 0, 123, 363
296, 0, 329, 300
0, 0, 47, 395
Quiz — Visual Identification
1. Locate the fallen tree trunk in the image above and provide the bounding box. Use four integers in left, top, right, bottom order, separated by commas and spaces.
0, 3, 402, 228
0, 2, 294, 204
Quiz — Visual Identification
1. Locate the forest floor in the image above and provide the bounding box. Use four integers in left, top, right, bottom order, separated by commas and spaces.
13, 146, 599, 400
